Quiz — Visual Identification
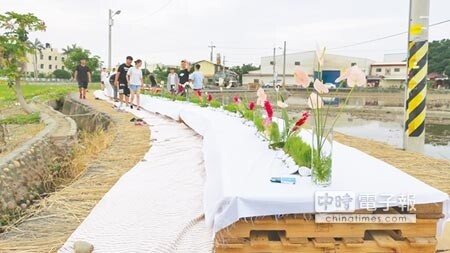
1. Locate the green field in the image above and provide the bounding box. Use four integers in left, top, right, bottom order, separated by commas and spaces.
0, 83, 101, 110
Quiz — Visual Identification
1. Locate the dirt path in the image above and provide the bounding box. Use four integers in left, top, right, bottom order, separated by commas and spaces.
0, 93, 150, 252
335, 132, 450, 250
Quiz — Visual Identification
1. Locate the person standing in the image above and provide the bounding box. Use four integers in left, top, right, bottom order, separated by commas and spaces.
149, 73, 157, 87
74, 59, 91, 99
166, 67, 179, 94
100, 67, 108, 90
189, 64, 204, 91
114, 56, 133, 110
178, 59, 190, 94
127, 59, 144, 110
109, 68, 118, 101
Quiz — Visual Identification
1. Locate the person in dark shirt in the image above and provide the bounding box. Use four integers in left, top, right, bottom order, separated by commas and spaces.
74, 59, 91, 99
149, 74, 157, 87
114, 56, 133, 110
178, 59, 190, 95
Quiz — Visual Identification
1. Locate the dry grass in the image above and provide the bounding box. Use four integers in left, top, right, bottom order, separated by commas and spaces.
0, 93, 150, 252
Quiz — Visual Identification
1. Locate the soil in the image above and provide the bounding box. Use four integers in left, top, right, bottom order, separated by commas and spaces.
0, 106, 45, 158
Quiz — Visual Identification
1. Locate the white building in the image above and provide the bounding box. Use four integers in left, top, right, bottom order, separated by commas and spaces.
368, 62, 407, 88
25, 43, 65, 76
243, 51, 374, 86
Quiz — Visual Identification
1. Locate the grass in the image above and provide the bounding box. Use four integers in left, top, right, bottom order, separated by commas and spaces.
0, 112, 40, 125
284, 136, 312, 167
0, 83, 101, 110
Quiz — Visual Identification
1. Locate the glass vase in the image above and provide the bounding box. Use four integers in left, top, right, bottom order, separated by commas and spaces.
311, 126, 333, 186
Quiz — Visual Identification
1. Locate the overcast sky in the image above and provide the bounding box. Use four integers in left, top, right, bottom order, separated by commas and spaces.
2, 0, 450, 67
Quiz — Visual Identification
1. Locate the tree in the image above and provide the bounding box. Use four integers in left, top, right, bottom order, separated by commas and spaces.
62, 43, 77, 55
63, 47, 100, 72
53, 69, 71, 79
428, 39, 450, 76
0, 12, 46, 113
28, 38, 44, 79
229, 63, 260, 84
152, 65, 180, 84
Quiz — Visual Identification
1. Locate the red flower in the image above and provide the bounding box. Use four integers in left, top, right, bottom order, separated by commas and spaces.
207, 94, 212, 102
249, 101, 255, 110
233, 95, 241, 104
291, 111, 310, 132
196, 90, 202, 97
264, 100, 273, 119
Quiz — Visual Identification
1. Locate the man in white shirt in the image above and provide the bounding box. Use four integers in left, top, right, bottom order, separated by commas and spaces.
166, 67, 179, 94
189, 64, 204, 90
100, 67, 108, 90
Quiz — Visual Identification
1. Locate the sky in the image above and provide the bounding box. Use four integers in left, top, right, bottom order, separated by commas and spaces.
1, 0, 450, 68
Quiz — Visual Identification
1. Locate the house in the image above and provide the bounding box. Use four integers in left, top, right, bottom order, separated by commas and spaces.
193, 60, 224, 78
25, 43, 65, 76
428, 72, 449, 89
243, 51, 374, 86
367, 62, 407, 88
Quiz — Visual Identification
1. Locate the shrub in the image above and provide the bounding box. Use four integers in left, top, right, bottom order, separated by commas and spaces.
223, 103, 239, 113
209, 100, 221, 108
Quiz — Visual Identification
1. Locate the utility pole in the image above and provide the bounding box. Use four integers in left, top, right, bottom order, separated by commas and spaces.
108, 9, 121, 71
283, 41, 286, 87
208, 42, 216, 62
403, 0, 430, 153
273, 47, 276, 87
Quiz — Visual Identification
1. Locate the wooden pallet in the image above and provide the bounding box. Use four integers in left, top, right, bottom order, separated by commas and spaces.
215, 202, 443, 253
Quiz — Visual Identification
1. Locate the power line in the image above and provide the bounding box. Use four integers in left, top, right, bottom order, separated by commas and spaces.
328, 19, 450, 51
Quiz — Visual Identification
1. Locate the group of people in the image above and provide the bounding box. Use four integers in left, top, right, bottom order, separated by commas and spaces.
74, 56, 205, 111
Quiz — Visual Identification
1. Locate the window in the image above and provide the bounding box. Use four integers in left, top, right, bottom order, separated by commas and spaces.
49, 64, 52, 70
55, 56, 57, 61
40, 54, 43, 60
376, 68, 382, 72
294, 61, 301, 66
385, 68, 391, 75
351, 62, 357, 66
55, 65, 58, 69
62, 57, 65, 61
270, 61, 274, 65
40, 64, 44, 69
62, 66, 65, 70
48, 56, 52, 60
394, 68, 400, 72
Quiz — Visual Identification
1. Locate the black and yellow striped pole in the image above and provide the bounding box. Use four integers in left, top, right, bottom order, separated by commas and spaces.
404, 0, 430, 152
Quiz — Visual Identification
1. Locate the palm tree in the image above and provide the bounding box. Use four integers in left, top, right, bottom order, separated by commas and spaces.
62, 43, 77, 55
29, 38, 44, 79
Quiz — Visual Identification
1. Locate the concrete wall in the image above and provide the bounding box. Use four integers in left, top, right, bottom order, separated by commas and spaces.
0, 106, 76, 214
0, 96, 111, 216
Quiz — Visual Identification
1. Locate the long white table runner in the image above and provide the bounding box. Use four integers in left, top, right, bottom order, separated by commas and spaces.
132, 92, 449, 235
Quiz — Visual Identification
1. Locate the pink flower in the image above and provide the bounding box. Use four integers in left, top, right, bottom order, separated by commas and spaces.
207, 94, 212, 102
335, 65, 367, 87
277, 101, 288, 108
264, 100, 273, 119
256, 87, 267, 106
233, 95, 241, 104
313, 79, 329, 94
308, 92, 324, 109
249, 101, 255, 110
294, 68, 310, 88
263, 117, 272, 126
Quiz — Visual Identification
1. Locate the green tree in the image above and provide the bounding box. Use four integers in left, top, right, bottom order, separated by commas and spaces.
229, 63, 260, 83
152, 65, 180, 84
53, 69, 72, 79
62, 43, 77, 55
63, 46, 101, 73
428, 39, 450, 76
0, 12, 46, 113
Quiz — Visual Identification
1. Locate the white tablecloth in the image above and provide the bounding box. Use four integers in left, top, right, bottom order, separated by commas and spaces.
96, 91, 450, 237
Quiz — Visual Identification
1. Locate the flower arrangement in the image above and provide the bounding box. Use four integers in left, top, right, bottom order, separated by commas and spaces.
307, 45, 367, 186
